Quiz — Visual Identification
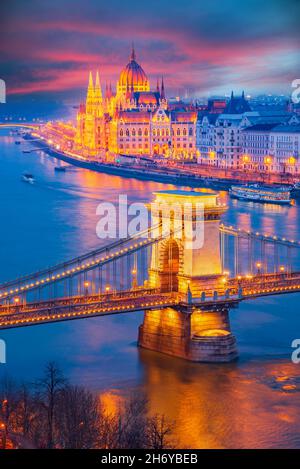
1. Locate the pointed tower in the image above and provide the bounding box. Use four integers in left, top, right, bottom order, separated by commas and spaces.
95, 71, 103, 103
94, 70, 103, 117
130, 42, 136, 62
161, 76, 166, 100
156, 78, 160, 93
86, 71, 94, 114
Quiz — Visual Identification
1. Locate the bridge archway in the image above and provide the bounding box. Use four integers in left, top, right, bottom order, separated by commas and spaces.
161, 238, 180, 292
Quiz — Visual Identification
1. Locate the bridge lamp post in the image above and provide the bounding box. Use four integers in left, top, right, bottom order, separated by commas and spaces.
84, 281, 90, 296
131, 269, 137, 289
279, 266, 285, 276
105, 285, 111, 295
14, 297, 20, 311
256, 262, 262, 275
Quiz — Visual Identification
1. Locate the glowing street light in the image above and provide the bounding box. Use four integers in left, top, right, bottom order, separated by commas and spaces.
84, 281, 90, 296
14, 297, 20, 310
131, 269, 137, 289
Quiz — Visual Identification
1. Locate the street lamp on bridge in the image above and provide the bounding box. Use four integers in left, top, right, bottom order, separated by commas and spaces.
84, 281, 90, 296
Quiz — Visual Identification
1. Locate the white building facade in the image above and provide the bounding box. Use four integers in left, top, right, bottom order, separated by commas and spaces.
196, 93, 300, 174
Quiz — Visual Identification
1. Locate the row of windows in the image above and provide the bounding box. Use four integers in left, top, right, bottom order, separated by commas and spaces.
119, 128, 194, 137
118, 143, 194, 150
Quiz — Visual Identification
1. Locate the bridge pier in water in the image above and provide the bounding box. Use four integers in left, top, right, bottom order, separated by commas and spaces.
138, 190, 238, 363
138, 306, 237, 362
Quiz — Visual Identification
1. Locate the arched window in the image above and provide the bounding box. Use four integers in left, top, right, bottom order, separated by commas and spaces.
157, 129, 161, 137
120, 129, 123, 137
126, 128, 129, 137
138, 128, 142, 136
183, 128, 187, 136
189, 127, 193, 136
177, 128, 180, 136
132, 128, 136, 136
153, 129, 156, 137
166, 129, 169, 137
145, 129, 148, 137
162, 129, 165, 137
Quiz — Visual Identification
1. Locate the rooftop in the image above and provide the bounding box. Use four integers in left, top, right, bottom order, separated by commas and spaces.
243, 123, 300, 133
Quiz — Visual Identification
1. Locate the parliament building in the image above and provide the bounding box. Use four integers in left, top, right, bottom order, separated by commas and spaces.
75, 47, 197, 159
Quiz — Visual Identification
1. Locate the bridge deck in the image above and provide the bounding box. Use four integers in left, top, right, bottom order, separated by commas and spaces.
0, 290, 179, 330
1, 273, 300, 329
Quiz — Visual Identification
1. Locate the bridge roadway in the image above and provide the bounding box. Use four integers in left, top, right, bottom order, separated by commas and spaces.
0, 288, 179, 330
1, 272, 300, 329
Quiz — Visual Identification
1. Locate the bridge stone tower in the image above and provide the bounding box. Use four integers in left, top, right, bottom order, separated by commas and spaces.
138, 190, 238, 362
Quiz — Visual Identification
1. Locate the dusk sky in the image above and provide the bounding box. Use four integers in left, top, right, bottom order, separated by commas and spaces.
1, 0, 299, 103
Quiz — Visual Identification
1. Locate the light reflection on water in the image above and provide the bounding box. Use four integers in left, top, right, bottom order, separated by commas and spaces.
0, 131, 300, 448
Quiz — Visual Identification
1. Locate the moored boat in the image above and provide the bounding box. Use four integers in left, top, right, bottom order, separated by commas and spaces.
22, 173, 35, 184
54, 166, 66, 172
229, 184, 291, 205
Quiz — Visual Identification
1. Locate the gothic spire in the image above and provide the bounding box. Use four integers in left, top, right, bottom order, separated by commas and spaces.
88, 71, 94, 90
86, 71, 94, 113
156, 78, 160, 93
161, 76, 165, 100
130, 42, 136, 61
94, 70, 102, 102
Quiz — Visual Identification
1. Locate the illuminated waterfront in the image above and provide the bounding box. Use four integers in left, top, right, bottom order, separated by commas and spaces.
1, 130, 300, 448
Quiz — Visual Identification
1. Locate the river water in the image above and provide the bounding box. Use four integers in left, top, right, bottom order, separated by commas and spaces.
0, 130, 300, 448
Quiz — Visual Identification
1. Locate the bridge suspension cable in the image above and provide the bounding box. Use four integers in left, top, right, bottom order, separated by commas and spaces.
0, 223, 185, 305
220, 224, 300, 278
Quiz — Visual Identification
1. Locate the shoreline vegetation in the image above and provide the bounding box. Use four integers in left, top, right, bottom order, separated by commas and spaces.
0, 362, 176, 450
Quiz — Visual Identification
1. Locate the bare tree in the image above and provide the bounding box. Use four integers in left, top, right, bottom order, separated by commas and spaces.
35, 362, 66, 448
102, 393, 175, 449
146, 414, 175, 449
0, 368, 176, 450
119, 392, 149, 449
56, 385, 101, 448
15, 382, 36, 437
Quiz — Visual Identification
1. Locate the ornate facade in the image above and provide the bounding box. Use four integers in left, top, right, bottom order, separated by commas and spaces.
75, 47, 197, 159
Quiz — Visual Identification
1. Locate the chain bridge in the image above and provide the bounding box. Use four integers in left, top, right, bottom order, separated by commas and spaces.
1, 190, 300, 362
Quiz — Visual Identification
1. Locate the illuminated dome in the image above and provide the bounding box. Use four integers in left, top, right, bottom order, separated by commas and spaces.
117, 47, 150, 94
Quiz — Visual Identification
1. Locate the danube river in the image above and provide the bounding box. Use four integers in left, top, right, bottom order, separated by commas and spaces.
1, 130, 300, 448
